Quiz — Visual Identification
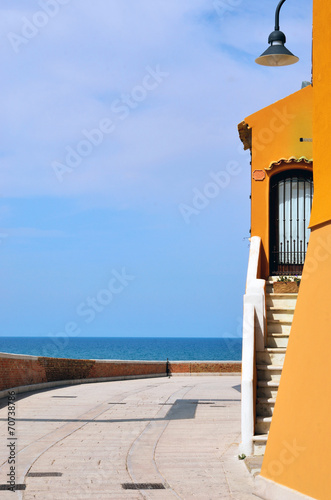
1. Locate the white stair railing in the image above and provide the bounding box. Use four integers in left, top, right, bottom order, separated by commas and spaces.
240, 236, 266, 456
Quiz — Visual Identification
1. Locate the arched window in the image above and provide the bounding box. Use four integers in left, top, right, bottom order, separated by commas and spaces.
270, 169, 313, 276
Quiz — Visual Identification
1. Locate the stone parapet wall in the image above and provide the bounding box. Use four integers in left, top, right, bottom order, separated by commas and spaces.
169, 361, 241, 374
0, 352, 241, 394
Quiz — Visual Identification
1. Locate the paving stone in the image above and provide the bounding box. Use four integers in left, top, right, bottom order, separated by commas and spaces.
0, 376, 255, 499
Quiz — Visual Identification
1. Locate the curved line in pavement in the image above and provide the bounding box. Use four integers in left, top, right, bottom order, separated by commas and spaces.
12, 381, 171, 497
126, 384, 196, 500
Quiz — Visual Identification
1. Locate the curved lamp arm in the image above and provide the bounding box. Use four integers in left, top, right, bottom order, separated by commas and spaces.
255, 0, 299, 66
275, 0, 287, 31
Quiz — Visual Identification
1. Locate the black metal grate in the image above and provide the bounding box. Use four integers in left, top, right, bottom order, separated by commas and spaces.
270, 170, 313, 276
27, 472, 62, 477
0, 484, 26, 490
122, 483, 166, 490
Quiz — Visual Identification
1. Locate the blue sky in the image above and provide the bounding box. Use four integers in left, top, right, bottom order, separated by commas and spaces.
0, 0, 312, 338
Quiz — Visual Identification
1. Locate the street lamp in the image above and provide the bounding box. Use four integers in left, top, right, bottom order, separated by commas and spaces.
255, 0, 299, 67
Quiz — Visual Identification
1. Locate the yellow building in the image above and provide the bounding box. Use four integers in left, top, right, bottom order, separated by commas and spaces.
239, 84, 313, 280
238, 84, 313, 460
257, 2, 331, 499
241, 1, 331, 499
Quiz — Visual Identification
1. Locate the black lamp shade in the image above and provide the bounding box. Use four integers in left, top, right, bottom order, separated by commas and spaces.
255, 44, 299, 66
255, 28, 299, 67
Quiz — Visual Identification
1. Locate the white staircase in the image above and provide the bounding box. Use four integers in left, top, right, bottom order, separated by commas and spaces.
252, 278, 298, 455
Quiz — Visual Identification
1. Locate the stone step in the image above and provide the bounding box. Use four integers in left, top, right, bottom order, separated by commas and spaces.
244, 456, 264, 478
257, 365, 283, 382
267, 320, 292, 334
257, 380, 279, 399
255, 416, 272, 435
267, 292, 298, 297
256, 348, 286, 365
253, 434, 268, 456
256, 398, 276, 417
266, 294, 297, 309
266, 334, 289, 348
267, 308, 294, 322
250, 277, 299, 457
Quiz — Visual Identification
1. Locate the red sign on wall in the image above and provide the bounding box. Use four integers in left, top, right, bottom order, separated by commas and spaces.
253, 170, 266, 181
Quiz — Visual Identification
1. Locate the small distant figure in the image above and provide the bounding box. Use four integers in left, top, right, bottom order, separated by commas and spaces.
166, 358, 171, 378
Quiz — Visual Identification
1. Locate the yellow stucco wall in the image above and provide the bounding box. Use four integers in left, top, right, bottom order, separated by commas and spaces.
260, 2, 331, 498
242, 86, 313, 278
309, 0, 331, 228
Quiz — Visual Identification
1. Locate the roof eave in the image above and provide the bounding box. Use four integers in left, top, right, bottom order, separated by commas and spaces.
238, 121, 252, 151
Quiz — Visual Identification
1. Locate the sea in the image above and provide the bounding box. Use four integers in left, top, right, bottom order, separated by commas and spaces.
0, 337, 242, 361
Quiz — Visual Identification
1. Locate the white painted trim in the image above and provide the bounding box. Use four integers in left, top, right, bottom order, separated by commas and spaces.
240, 302, 255, 456
240, 236, 266, 456
246, 236, 267, 352
246, 236, 262, 287
255, 476, 317, 500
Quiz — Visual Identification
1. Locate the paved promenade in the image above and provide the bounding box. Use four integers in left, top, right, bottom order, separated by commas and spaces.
0, 375, 256, 499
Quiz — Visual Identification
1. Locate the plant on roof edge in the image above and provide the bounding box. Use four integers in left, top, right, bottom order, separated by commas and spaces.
276, 274, 301, 284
